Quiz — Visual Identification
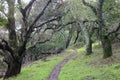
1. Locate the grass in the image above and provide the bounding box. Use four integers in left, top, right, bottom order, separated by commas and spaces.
1, 42, 120, 80
59, 42, 120, 80
0, 49, 73, 80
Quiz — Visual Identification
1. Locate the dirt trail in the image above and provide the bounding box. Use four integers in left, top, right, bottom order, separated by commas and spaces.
48, 50, 77, 80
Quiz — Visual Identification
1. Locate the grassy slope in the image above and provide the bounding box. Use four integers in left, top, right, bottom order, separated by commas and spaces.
0, 49, 73, 80
1, 42, 120, 80
59, 42, 120, 80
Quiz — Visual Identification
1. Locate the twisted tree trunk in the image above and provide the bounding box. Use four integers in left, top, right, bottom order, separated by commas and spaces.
4, 57, 22, 79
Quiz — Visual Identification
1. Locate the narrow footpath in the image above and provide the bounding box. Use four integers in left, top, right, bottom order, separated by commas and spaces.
48, 50, 77, 80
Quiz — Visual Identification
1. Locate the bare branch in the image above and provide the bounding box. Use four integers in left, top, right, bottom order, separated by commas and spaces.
82, 0, 97, 15
38, 32, 54, 44
24, 0, 36, 12
29, 32, 54, 49
18, 0, 36, 18
107, 23, 120, 36
116, 37, 120, 41
55, 21, 76, 32
31, 27, 43, 38
43, 21, 76, 32
29, 20, 76, 49
35, 15, 62, 28
30, 0, 52, 28
31, 20, 75, 48
22, 0, 52, 44
35, 8, 70, 29
22, 15, 62, 46
17, 0, 23, 13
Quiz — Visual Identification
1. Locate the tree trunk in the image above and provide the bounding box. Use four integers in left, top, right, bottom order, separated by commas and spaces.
74, 30, 80, 44
97, 0, 113, 58
66, 36, 72, 48
4, 58, 22, 79
7, 0, 17, 48
3, 51, 23, 79
86, 35, 92, 55
101, 36, 112, 58
79, 22, 92, 55
66, 26, 73, 48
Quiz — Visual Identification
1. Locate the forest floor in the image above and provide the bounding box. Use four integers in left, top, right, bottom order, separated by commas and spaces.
0, 42, 120, 80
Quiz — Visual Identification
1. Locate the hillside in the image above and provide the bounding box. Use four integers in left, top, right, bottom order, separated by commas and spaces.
59, 42, 120, 80
0, 50, 73, 80
0, 42, 120, 80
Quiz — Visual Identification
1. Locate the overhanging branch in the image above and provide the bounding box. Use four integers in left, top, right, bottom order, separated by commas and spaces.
107, 23, 120, 36
43, 21, 76, 32
23, 0, 52, 43
35, 15, 62, 28
28, 20, 76, 49
30, 0, 52, 28
82, 0, 97, 16
29, 32, 54, 49
18, 0, 36, 18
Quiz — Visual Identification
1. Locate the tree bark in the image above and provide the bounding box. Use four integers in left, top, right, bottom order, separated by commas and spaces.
101, 36, 112, 58
66, 35, 72, 48
82, 0, 113, 58
3, 54, 23, 79
79, 22, 92, 55
7, 0, 17, 48
66, 26, 73, 48
74, 30, 80, 44
97, 0, 113, 58
2, 0, 21, 78
86, 34, 92, 55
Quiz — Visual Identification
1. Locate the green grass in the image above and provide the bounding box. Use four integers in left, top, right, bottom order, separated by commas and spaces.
1, 42, 120, 80
0, 49, 73, 80
59, 42, 120, 80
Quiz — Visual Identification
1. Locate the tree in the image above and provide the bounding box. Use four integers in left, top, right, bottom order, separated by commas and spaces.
0, 0, 68, 79
82, 0, 120, 58
63, 0, 97, 54
79, 21, 95, 55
